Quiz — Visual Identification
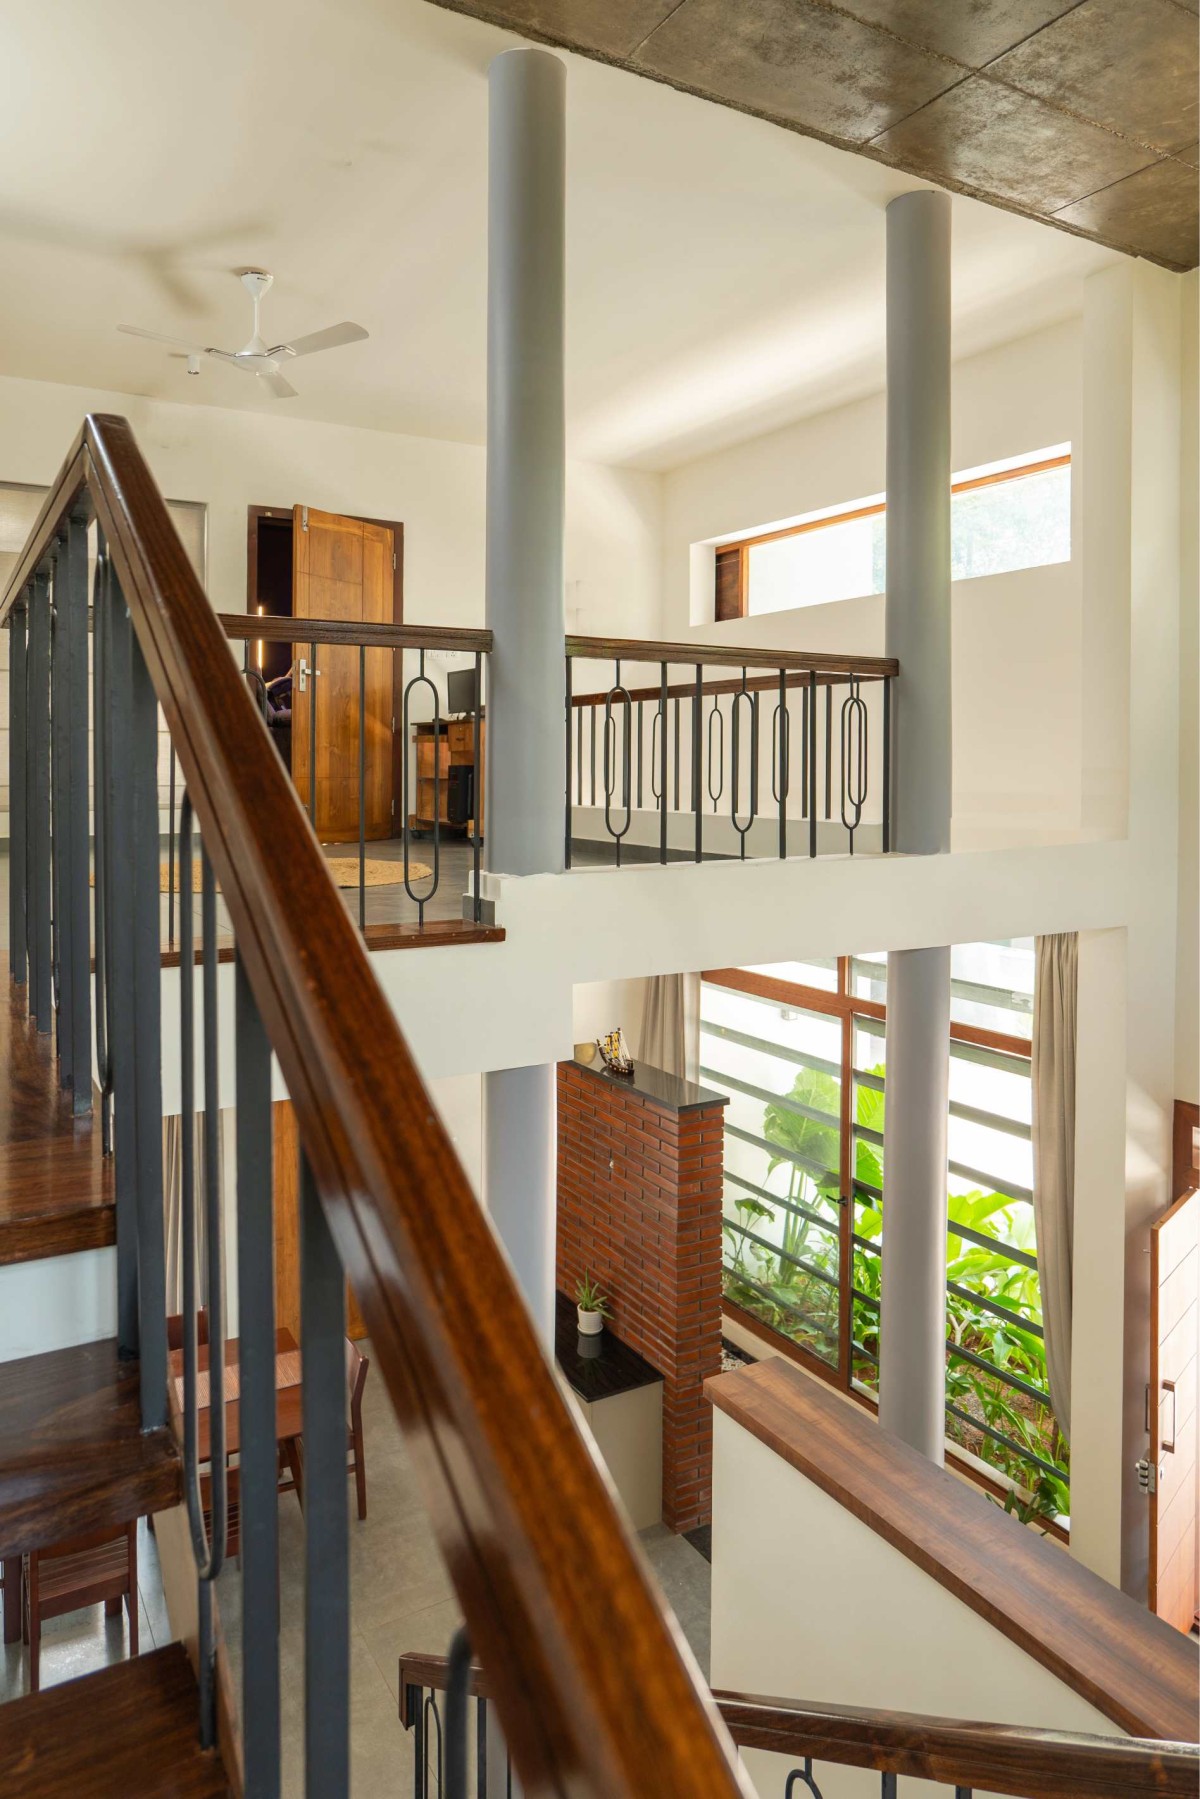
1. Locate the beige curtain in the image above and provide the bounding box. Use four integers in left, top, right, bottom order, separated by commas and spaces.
639, 974, 700, 1080
1032, 933, 1078, 1442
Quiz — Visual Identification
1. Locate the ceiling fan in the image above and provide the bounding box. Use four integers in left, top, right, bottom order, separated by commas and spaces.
118, 268, 368, 399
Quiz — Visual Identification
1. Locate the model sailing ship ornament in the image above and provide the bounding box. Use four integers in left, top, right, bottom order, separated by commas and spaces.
596, 1028, 635, 1078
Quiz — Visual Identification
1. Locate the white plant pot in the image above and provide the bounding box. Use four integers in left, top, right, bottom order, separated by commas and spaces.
577, 1306, 604, 1336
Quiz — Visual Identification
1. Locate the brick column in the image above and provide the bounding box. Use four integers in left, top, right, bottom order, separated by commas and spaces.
556, 1058, 726, 1531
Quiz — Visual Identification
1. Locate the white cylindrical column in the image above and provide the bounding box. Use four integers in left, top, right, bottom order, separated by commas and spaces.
878, 946, 952, 1461
879, 190, 953, 1462
483, 49, 565, 1344
485, 46, 566, 876
885, 188, 952, 856
485, 1063, 556, 1345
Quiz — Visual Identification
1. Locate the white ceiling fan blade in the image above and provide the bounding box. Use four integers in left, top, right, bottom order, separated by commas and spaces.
274, 321, 368, 359
118, 323, 207, 353
259, 368, 298, 400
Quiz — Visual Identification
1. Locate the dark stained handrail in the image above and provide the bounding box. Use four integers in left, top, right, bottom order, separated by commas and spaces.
0, 416, 750, 1798
567, 632, 898, 678
219, 613, 493, 651
398, 1651, 1200, 1799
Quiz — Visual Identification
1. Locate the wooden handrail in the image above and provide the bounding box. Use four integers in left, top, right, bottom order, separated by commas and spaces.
569, 668, 875, 707
0, 417, 749, 1798
706, 1360, 1199, 1745
398, 1652, 1200, 1799
219, 612, 493, 652
567, 632, 898, 678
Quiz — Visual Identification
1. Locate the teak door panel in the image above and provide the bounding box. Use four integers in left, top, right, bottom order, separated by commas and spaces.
1149, 1183, 1199, 1632
273, 1099, 366, 1345
292, 506, 393, 843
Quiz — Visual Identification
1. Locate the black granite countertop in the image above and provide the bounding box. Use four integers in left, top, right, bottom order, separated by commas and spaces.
554, 1292, 664, 1403
569, 1055, 728, 1116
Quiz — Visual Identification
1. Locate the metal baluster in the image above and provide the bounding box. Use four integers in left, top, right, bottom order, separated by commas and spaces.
730, 671, 757, 861
358, 644, 366, 931
131, 607, 167, 1428
235, 954, 280, 1798
564, 654, 573, 870
672, 693, 680, 812
636, 699, 643, 810
693, 665, 703, 863
403, 651, 440, 927
179, 803, 228, 1746
444, 1627, 472, 1799
63, 513, 91, 1115
955, 1789, 973, 1798
29, 571, 52, 1032
50, 542, 67, 1069
476, 1694, 487, 1799
424, 1695, 443, 1799
824, 681, 833, 820
168, 748, 177, 949
93, 548, 114, 1158
589, 702, 596, 808
880, 1775, 898, 1799
409, 1686, 427, 1799
658, 662, 668, 864
707, 697, 724, 815
308, 638, 318, 828
576, 702, 584, 807
785, 1762, 827, 1797
106, 569, 139, 1354
773, 669, 789, 861
800, 682, 809, 820
808, 670, 818, 859
472, 649, 484, 920
840, 674, 868, 855
301, 1151, 350, 1798
9, 597, 27, 987
603, 661, 632, 867
882, 674, 893, 854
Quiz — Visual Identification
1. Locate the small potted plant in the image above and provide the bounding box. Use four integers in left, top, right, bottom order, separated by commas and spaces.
575, 1271, 611, 1337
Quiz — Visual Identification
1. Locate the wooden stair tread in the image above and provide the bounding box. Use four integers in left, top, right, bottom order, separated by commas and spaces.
0, 1340, 181, 1557
0, 963, 114, 1267
0, 1643, 230, 1795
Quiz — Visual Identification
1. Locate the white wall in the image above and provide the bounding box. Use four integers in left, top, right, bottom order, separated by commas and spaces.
711, 1407, 1122, 1799
0, 371, 661, 634
661, 320, 1084, 848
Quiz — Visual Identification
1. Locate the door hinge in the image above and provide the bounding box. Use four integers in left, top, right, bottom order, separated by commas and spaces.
301, 505, 309, 532
1135, 1457, 1159, 1495
392, 550, 397, 570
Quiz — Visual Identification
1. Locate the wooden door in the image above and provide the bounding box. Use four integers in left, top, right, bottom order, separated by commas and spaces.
1149, 1183, 1199, 1632
292, 506, 393, 843
273, 1100, 367, 1345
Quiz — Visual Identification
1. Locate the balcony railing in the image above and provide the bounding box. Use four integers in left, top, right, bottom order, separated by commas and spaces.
565, 636, 897, 869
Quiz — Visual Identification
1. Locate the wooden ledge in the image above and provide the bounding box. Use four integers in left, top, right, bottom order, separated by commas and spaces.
705, 1359, 1198, 1743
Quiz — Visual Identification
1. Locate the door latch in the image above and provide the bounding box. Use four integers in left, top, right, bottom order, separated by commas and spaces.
1135, 1458, 1159, 1495
298, 658, 319, 691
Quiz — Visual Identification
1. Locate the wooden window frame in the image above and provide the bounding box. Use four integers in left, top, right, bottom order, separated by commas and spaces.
703, 959, 1066, 1534
712, 451, 1071, 621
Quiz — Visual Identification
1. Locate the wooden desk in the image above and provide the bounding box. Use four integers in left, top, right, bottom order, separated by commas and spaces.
167, 1327, 302, 1467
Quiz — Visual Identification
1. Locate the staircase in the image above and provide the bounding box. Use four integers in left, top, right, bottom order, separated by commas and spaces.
0, 415, 1195, 1797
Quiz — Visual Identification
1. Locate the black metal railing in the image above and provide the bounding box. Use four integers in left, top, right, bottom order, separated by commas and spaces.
399, 1653, 1198, 1799
220, 613, 491, 935
564, 637, 896, 869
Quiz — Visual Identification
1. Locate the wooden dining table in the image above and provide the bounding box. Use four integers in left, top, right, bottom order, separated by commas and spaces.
167, 1326, 304, 1485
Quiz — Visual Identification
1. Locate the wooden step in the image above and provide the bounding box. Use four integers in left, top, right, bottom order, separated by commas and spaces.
0, 965, 114, 1267
0, 1643, 230, 1796
0, 1339, 180, 1557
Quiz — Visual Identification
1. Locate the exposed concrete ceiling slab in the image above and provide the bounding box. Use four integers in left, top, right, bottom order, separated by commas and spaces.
427, 0, 1199, 269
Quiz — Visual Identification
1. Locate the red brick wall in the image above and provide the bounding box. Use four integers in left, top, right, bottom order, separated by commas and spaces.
556, 1060, 725, 1531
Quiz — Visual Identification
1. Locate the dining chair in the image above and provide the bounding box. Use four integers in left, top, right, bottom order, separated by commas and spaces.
284, 1340, 369, 1519
23, 1522, 138, 1693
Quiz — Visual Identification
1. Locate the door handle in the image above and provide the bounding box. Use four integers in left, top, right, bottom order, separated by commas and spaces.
1162, 1378, 1177, 1453
298, 658, 320, 692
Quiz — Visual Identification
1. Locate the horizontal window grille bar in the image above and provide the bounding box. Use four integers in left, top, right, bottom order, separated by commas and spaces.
701, 1063, 841, 1132
700, 1017, 841, 1081
725, 1121, 838, 1183
949, 1161, 1033, 1206
950, 1037, 1032, 1078
852, 1341, 879, 1365
947, 1339, 1052, 1407
949, 1219, 1038, 1271
852, 1177, 883, 1203
851, 1235, 880, 1257
944, 1401, 1067, 1484
854, 1067, 885, 1093
947, 1280, 1043, 1340
856, 1122, 884, 1149
949, 974, 1033, 1015
949, 1099, 1032, 1142
851, 1285, 880, 1312
723, 1220, 839, 1291
854, 1013, 887, 1043
725, 1170, 841, 1241
724, 1270, 840, 1345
